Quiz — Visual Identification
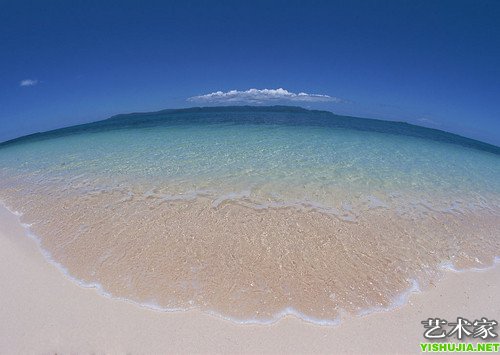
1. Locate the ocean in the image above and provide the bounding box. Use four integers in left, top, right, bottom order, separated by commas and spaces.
0, 106, 498, 324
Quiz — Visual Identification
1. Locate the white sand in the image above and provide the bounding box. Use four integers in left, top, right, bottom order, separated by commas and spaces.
0, 205, 499, 354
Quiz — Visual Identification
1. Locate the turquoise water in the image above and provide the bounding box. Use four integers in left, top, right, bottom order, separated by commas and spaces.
1, 106, 499, 219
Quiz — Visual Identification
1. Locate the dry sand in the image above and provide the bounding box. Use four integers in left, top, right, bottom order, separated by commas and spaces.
0, 204, 499, 354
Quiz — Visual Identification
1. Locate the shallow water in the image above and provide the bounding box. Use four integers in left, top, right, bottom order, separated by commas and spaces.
0, 106, 499, 323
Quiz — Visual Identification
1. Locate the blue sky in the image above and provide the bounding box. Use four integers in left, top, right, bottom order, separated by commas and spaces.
1, 0, 499, 145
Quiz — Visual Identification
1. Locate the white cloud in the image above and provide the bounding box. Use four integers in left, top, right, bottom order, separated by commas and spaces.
20, 79, 38, 87
188, 88, 342, 104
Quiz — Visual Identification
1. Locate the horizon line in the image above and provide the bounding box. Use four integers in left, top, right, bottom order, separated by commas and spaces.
1, 105, 499, 152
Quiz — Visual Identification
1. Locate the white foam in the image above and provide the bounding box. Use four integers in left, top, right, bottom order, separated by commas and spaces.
439, 256, 500, 273
211, 190, 251, 208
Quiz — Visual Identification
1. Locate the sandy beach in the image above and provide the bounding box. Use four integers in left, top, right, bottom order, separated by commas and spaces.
2, 0, 500, 352
0, 205, 498, 354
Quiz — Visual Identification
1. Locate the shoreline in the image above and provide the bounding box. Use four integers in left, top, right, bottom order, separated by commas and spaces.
1, 204, 499, 353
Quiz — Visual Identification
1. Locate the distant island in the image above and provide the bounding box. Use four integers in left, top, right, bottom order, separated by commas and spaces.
1, 105, 499, 155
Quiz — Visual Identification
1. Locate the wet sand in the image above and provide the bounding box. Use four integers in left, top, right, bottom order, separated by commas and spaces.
1, 186, 499, 323
1, 204, 499, 354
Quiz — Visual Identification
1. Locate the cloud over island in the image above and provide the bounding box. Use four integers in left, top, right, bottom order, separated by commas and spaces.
188, 88, 342, 104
